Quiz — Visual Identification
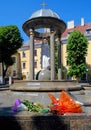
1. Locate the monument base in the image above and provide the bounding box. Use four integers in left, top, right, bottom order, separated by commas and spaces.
0, 112, 91, 130
10, 80, 81, 92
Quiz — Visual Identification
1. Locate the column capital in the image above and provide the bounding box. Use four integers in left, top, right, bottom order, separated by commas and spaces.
50, 27, 55, 34
29, 29, 34, 36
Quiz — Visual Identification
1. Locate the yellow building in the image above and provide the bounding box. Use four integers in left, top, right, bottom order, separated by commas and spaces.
18, 39, 42, 80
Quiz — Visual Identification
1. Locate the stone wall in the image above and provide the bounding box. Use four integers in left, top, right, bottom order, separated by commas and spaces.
0, 113, 91, 130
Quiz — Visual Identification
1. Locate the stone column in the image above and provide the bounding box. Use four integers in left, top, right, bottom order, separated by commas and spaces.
58, 35, 62, 80
50, 29, 55, 80
29, 29, 34, 80
0, 63, 3, 84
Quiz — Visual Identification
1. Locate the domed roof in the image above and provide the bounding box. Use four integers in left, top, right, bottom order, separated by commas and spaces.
23, 8, 66, 37
30, 9, 60, 19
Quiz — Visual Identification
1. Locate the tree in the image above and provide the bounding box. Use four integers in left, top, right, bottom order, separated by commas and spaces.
0, 25, 23, 81
67, 30, 89, 80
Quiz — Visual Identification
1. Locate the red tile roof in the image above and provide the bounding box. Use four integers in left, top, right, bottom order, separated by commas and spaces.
62, 23, 91, 38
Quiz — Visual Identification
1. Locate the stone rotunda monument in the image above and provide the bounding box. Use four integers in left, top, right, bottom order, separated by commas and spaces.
22, 6, 66, 81
11, 5, 80, 91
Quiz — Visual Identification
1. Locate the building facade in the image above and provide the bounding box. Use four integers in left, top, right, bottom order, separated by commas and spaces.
18, 39, 42, 80
0, 52, 22, 81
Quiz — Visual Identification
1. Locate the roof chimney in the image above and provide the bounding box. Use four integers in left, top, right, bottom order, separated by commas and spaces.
67, 20, 74, 29
81, 18, 84, 26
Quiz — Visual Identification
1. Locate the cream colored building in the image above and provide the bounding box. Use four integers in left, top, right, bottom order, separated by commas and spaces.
3, 52, 22, 79
18, 39, 42, 80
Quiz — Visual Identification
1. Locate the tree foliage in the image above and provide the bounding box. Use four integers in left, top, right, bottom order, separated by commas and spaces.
67, 30, 89, 79
0, 25, 23, 78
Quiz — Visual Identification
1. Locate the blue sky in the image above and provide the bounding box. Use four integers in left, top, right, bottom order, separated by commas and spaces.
0, 0, 91, 42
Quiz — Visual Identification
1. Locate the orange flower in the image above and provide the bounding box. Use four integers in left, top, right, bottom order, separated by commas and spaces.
48, 90, 82, 115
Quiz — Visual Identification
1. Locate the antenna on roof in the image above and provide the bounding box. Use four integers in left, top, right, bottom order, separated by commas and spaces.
40, 1, 47, 9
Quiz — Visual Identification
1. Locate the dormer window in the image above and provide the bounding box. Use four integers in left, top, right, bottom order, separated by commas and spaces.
67, 31, 72, 37
86, 28, 91, 34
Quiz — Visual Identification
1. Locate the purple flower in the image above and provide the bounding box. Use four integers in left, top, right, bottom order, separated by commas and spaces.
12, 99, 21, 111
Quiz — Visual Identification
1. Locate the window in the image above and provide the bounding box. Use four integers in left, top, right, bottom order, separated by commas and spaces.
34, 61, 37, 68
12, 57, 16, 63
66, 60, 69, 66
22, 51, 26, 57
67, 31, 72, 37
86, 29, 91, 34
22, 62, 26, 69
34, 50, 37, 56
13, 70, 16, 76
